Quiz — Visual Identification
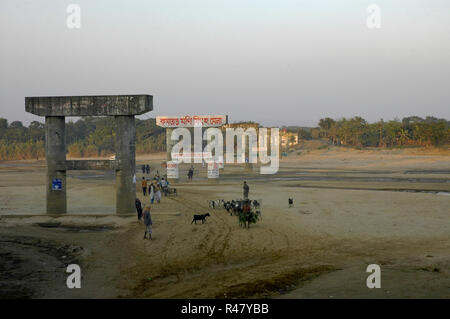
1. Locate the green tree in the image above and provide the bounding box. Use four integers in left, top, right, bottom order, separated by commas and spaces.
9, 121, 24, 128
0, 118, 8, 129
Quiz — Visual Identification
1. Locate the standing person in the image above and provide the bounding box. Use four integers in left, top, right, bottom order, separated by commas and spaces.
141, 164, 146, 174
161, 177, 168, 188
149, 182, 155, 204
141, 177, 148, 196
143, 206, 152, 239
160, 177, 168, 196
135, 198, 143, 220
146, 164, 150, 175
142, 177, 148, 196
243, 181, 249, 199
155, 182, 162, 204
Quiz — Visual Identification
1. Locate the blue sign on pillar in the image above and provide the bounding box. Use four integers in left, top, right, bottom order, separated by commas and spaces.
52, 178, 62, 191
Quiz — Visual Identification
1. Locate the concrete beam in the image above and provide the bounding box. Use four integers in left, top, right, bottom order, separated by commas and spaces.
25, 95, 152, 116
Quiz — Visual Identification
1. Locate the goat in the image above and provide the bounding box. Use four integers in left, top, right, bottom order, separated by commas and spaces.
288, 198, 294, 208
224, 201, 232, 213
191, 213, 211, 224
232, 201, 242, 216
208, 199, 225, 209
252, 199, 261, 209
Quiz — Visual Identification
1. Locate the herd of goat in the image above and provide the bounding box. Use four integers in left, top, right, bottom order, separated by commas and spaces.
192, 198, 295, 228
204, 199, 262, 228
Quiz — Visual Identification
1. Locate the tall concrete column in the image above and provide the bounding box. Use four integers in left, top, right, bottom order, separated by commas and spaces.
45, 116, 67, 214
115, 115, 136, 214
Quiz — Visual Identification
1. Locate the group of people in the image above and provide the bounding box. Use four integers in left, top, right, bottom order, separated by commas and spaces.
141, 164, 151, 175
135, 181, 250, 241
135, 165, 167, 241
142, 164, 150, 175
141, 175, 168, 204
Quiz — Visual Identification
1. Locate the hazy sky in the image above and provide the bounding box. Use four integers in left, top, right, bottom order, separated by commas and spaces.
0, 0, 449, 127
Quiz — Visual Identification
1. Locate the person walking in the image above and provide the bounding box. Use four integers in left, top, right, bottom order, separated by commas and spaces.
146, 164, 150, 175
141, 177, 148, 196
243, 181, 249, 199
135, 198, 143, 220
143, 206, 152, 239
141, 164, 146, 174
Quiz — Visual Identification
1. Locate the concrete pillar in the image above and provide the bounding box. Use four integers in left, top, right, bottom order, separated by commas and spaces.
115, 116, 136, 214
45, 116, 67, 214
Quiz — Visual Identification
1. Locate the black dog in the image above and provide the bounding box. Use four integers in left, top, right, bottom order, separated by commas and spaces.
191, 213, 211, 224
288, 198, 294, 208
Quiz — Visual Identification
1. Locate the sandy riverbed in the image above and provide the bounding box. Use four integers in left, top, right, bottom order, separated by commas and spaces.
0, 146, 449, 298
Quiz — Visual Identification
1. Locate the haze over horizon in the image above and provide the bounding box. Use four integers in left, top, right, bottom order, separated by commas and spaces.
1, 0, 449, 127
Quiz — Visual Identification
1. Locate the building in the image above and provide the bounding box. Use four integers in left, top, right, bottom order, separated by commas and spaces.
280, 129, 298, 148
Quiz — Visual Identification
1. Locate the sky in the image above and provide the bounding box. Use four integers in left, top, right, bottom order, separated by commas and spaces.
0, 0, 449, 127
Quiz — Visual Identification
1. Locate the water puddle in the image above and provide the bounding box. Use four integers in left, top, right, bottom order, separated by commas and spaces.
282, 184, 450, 195
35, 223, 115, 232
269, 176, 449, 183
61, 225, 114, 233
68, 171, 115, 180
404, 170, 450, 175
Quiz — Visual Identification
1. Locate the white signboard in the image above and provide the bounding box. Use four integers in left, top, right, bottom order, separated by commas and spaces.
207, 162, 219, 179
166, 161, 179, 179
156, 115, 227, 128
217, 156, 224, 169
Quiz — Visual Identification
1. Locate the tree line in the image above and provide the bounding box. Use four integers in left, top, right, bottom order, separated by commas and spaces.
316, 116, 449, 148
0, 117, 166, 160
1, 115, 449, 160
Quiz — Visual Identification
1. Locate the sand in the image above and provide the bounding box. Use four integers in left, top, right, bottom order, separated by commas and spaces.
0, 146, 449, 298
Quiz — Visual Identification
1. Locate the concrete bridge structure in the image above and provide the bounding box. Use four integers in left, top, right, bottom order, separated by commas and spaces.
25, 95, 153, 214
